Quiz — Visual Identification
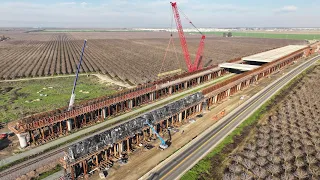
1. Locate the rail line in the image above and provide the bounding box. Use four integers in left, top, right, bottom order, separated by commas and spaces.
0, 149, 64, 178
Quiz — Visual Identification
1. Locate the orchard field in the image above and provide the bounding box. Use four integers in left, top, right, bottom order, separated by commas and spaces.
221, 65, 320, 179
0, 31, 306, 84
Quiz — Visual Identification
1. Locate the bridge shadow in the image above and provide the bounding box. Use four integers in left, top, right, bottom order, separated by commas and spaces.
0, 138, 12, 150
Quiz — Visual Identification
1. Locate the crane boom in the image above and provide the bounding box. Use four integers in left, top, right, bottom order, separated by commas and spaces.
68, 39, 87, 111
170, 2, 206, 72
193, 35, 206, 71
145, 120, 168, 149
171, 2, 192, 71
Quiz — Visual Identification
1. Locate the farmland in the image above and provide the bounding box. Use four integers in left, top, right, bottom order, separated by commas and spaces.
202, 31, 320, 40
0, 76, 117, 123
0, 31, 306, 84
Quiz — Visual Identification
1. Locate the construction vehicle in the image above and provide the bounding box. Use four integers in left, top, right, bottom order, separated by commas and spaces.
67, 40, 87, 131
170, 2, 206, 72
0, 133, 7, 140
68, 39, 87, 111
145, 120, 168, 149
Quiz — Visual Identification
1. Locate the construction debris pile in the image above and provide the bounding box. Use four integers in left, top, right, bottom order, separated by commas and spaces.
66, 92, 204, 161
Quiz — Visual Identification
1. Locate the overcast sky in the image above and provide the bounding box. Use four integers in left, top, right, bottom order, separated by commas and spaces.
1, 0, 320, 28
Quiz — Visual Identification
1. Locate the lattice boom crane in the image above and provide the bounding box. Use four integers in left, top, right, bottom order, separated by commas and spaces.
170, 2, 206, 72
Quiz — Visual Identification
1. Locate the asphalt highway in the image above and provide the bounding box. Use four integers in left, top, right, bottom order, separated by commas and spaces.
149, 55, 320, 180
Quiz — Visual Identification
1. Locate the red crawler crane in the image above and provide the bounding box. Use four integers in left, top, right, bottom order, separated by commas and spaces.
170, 2, 206, 72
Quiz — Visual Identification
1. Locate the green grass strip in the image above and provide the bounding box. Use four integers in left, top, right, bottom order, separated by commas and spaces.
193, 31, 320, 40
35, 164, 62, 180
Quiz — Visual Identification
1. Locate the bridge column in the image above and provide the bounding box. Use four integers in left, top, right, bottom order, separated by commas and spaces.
169, 87, 173, 94
208, 74, 212, 80
214, 95, 218, 103
119, 142, 123, 157
227, 89, 231, 97
218, 70, 221, 76
136, 134, 140, 144
67, 119, 72, 131
114, 144, 117, 156
129, 100, 133, 109
178, 113, 182, 122
184, 82, 188, 89
17, 132, 29, 148
150, 93, 154, 101
127, 138, 130, 152
102, 108, 106, 119
197, 104, 201, 112
197, 77, 201, 84
153, 126, 157, 138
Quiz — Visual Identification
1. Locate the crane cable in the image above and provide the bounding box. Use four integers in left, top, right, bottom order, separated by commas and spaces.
158, 8, 181, 78
178, 7, 203, 35
178, 6, 206, 70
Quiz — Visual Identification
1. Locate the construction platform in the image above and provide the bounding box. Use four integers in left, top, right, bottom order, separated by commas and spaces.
242, 45, 308, 63
219, 63, 260, 71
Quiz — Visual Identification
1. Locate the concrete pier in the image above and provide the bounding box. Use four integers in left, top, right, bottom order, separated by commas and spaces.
17, 133, 28, 148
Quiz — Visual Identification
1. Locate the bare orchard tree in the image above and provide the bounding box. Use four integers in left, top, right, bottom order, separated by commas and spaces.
243, 150, 257, 160
281, 136, 292, 144
241, 158, 256, 170
294, 158, 306, 169
299, 133, 311, 141
268, 145, 281, 155
316, 152, 320, 161
308, 165, 320, 179
292, 148, 304, 160
223, 172, 237, 180
228, 164, 243, 175
292, 141, 302, 149
257, 148, 269, 157
281, 151, 294, 162
265, 175, 281, 180
240, 171, 253, 180
289, 133, 301, 142
294, 168, 309, 179
232, 154, 243, 165
259, 125, 270, 134
304, 145, 316, 157
281, 173, 295, 180
267, 163, 282, 176
255, 157, 268, 167
282, 162, 293, 174
245, 143, 256, 151
252, 166, 267, 179
306, 155, 317, 165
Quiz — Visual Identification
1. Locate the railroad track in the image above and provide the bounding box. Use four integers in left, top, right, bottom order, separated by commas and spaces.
0, 149, 64, 179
